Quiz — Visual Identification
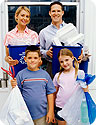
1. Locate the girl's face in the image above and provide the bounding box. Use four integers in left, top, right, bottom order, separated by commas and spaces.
24, 51, 41, 71
16, 9, 30, 26
59, 55, 74, 72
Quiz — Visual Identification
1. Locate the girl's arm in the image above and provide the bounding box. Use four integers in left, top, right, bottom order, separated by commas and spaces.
54, 86, 59, 101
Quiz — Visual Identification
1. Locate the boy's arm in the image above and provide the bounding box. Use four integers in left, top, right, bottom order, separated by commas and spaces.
11, 78, 17, 88
46, 93, 56, 124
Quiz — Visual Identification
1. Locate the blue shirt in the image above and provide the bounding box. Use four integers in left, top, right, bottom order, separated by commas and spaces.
39, 21, 66, 62
16, 68, 56, 120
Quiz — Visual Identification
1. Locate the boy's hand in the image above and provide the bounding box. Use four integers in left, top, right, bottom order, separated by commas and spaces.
11, 78, 17, 88
46, 111, 56, 124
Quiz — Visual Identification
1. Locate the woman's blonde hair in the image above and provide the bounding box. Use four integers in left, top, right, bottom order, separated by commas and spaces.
15, 6, 31, 24
57, 48, 79, 81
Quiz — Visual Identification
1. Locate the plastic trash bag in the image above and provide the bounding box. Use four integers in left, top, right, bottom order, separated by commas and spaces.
58, 86, 84, 125
0, 86, 34, 125
85, 92, 96, 124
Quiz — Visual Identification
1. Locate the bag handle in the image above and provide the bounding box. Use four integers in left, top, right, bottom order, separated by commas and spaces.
1, 66, 15, 79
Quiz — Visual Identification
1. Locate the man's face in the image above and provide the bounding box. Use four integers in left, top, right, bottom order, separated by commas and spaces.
49, 4, 64, 25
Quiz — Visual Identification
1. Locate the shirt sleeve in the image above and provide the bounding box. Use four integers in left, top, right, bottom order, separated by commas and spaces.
77, 70, 87, 88
4, 34, 8, 46
16, 73, 23, 93
46, 73, 56, 95
39, 30, 48, 58
53, 73, 59, 87
31, 31, 40, 45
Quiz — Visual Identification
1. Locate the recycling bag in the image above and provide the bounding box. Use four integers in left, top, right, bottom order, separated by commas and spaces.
85, 92, 96, 124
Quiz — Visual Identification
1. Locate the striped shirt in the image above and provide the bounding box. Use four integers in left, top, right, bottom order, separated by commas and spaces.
16, 68, 56, 120
4, 25, 39, 46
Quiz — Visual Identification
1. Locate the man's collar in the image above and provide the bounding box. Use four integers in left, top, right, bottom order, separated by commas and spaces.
51, 21, 65, 29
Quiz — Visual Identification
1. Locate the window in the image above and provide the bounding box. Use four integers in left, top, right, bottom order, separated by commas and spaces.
8, 5, 77, 33
1, 1, 79, 88
7, 0, 78, 2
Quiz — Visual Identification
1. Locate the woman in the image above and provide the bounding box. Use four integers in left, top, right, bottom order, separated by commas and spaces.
4, 6, 39, 66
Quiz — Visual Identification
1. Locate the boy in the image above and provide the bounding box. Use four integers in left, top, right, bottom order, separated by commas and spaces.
11, 45, 56, 125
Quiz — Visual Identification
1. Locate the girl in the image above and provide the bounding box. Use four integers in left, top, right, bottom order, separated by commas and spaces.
4, 6, 39, 66
53, 48, 88, 125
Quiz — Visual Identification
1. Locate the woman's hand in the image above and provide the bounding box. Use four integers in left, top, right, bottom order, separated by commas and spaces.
5, 56, 19, 66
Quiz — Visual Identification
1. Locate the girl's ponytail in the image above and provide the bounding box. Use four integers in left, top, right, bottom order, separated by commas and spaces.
57, 66, 64, 83
74, 57, 79, 79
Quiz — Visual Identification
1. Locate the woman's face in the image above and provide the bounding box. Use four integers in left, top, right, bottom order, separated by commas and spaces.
16, 9, 30, 26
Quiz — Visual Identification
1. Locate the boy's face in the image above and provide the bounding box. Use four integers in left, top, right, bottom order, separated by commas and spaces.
24, 51, 41, 71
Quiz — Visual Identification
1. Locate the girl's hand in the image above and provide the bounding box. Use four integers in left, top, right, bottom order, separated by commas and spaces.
83, 85, 89, 92
11, 78, 17, 88
5, 56, 19, 66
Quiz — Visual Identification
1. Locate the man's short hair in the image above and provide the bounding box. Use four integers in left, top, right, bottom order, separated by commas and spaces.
25, 45, 41, 57
50, 1, 63, 11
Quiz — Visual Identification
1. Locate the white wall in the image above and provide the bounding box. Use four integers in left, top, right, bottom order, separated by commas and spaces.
0, 0, 4, 78
0, 0, 11, 112
84, 0, 96, 102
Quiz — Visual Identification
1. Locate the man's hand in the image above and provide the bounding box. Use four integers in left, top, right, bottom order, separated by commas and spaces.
46, 48, 53, 58
11, 78, 17, 88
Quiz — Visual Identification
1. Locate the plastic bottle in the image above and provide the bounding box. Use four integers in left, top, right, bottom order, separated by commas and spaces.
81, 98, 89, 125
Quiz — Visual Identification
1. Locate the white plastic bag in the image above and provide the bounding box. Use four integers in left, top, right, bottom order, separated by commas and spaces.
58, 86, 84, 125
0, 85, 34, 125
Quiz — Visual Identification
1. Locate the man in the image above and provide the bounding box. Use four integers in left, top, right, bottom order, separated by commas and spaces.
39, 1, 65, 78
39, 1, 83, 78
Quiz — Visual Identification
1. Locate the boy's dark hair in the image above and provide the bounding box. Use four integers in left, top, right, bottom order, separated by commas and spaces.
25, 45, 41, 57
50, 1, 63, 11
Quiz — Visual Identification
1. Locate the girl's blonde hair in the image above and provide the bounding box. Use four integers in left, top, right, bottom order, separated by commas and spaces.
15, 6, 31, 24
57, 48, 79, 81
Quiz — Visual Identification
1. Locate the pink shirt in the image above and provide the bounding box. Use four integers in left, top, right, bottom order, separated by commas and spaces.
4, 26, 39, 46
53, 70, 79, 108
